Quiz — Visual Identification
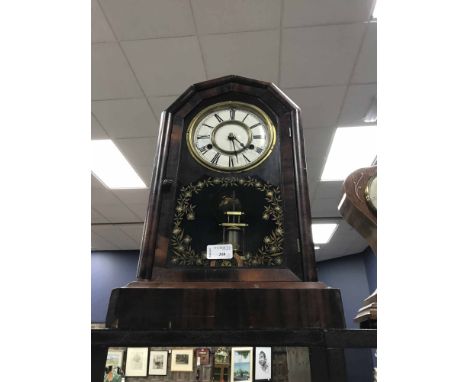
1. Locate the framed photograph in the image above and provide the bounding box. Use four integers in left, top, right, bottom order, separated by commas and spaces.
231, 347, 253, 382
149, 350, 168, 376
125, 347, 148, 377
170, 349, 194, 372
255, 347, 271, 380
106, 349, 124, 369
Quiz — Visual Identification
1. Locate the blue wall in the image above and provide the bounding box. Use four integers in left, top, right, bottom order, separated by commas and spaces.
317, 250, 376, 382
317, 251, 372, 328
91, 250, 139, 323
364, 247, 377, 292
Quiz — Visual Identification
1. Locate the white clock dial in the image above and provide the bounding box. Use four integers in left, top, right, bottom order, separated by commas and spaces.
365, 176, 377, 212
187, 101, 276, 172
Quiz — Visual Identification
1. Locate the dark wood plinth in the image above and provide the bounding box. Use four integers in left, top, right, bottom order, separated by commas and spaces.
106, 282, 345, 330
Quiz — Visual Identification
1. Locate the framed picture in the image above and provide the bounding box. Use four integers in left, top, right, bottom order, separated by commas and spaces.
214, 347, 230, 365
149, 350, 168, 376
196, 348, 210, 365
125, 347, 148, 377
231, 347, 253, 382
106, 349, 124, 369
170, 349, 194, 372
255, 347, 271, 380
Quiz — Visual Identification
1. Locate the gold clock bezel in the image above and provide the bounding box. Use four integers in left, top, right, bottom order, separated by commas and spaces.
364, 176, 377, 213
186, 101, 277, 173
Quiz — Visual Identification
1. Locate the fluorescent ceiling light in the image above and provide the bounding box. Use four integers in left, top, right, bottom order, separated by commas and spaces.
364, 97, 377, 123
91, 139, 146, 189
321, 126, 376, 181
312, 223, 338, 244
314, 245, 321, 250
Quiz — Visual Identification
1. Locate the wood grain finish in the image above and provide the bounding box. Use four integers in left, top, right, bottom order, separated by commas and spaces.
339, 166, 377, 254
137, 111, 173, 280
92, 328, 376, 348
106, 282, 345, 330
136, 75, 318, 282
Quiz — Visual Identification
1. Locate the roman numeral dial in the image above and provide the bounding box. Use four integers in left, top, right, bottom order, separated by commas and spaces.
187, 101, 276, 172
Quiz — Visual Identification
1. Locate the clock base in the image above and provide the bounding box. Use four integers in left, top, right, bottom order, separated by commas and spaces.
105, 281, 345, 330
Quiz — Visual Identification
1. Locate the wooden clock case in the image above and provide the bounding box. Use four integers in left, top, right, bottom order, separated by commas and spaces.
339, 165, 377, 327
339, 166, 377, 255
106, 76, 345, 331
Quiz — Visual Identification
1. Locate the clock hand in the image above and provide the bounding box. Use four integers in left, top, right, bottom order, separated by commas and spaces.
231, 139, 239, 162
232, 136, 246, 149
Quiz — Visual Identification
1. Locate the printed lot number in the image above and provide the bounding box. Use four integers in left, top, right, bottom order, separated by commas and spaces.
207, 244, 233, 259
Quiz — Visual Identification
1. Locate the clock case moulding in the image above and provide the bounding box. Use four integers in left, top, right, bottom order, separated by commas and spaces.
106, 75, 345, 331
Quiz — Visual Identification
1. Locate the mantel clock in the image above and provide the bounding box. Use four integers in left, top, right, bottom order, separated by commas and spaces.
106, 76, 345, 335
339, 165, 377, 328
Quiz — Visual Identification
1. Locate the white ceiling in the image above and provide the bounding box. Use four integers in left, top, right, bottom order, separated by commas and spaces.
91, 0, 377, 261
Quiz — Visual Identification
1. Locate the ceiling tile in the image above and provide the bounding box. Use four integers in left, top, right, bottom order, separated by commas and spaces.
99, 0, 195, 40
315, 235, 367, 261
127, 203, 149, 221
92, 43, 143, 100
92, 114, 109, 139
286, 86, 347, 128
283, 0, 374, 28
92, 225, 139, 249
116, 241, 140, 250
303, 127, 335, 161
307, 180, 320, 206
280, 24, 366, 88
345, 238, 368, 255
311, 197, 341, 218
305, 159, 325, 188
91, 175, 106, 189
92, 98, 159, 139
339, 83, 376, 125
114, 137, 157, 167
91, 0, 115, 43
351, 22, 377, 84
134, 165, 154, 187
93, 202, 142, 222
303, 127, 336, 184
315, 181, 344, 200
192, 0, 281, 35
92, 187, 122, 205
92, 231, 116, 250
312, 221, 368, 261
118, 224, 144, 244
148, 96, 178, 123
92, 208, 109, 224
315, 241, 348, 262
112, 188, 150, 205
201, 30, 280, 83
121, 37, 206, 97
315, 234, 351, 261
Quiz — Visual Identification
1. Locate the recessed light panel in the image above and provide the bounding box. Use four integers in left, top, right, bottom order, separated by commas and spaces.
321, 126, 376, 181
311, 223, 338, 244
91, 139, 146, 189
